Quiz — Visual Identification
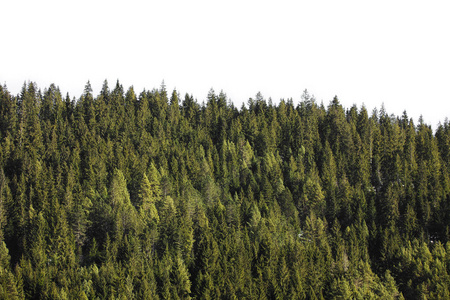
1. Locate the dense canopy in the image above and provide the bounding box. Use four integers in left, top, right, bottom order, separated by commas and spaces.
0, 81, 449, 299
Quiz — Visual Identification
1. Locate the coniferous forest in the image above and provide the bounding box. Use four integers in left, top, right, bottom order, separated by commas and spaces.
1, 80, 450, 299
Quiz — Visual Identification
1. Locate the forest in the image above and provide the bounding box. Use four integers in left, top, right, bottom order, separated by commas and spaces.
0, 80, 449, 299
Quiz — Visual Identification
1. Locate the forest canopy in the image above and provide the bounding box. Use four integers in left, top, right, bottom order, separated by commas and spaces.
0, 81, 449, 299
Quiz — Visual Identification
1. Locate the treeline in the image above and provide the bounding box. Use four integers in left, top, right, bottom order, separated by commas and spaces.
0, 80, 449, 299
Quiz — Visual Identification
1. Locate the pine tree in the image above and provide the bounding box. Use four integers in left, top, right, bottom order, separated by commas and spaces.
138, 173, 159, 224
110, 169, 140, 238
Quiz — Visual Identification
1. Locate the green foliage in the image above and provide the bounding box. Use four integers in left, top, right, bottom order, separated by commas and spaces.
0, 81, 448, 298
139, 173, 160, 224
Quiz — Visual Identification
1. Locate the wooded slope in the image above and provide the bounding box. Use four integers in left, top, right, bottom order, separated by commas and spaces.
0, 81, 449, 299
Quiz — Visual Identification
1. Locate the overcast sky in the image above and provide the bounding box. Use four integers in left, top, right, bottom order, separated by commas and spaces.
1, 0, 449, 129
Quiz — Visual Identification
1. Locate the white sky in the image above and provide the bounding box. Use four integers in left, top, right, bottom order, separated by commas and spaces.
1, 0, 449, 129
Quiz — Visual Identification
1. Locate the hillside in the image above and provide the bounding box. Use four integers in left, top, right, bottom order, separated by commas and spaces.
0, 81, 449, 299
